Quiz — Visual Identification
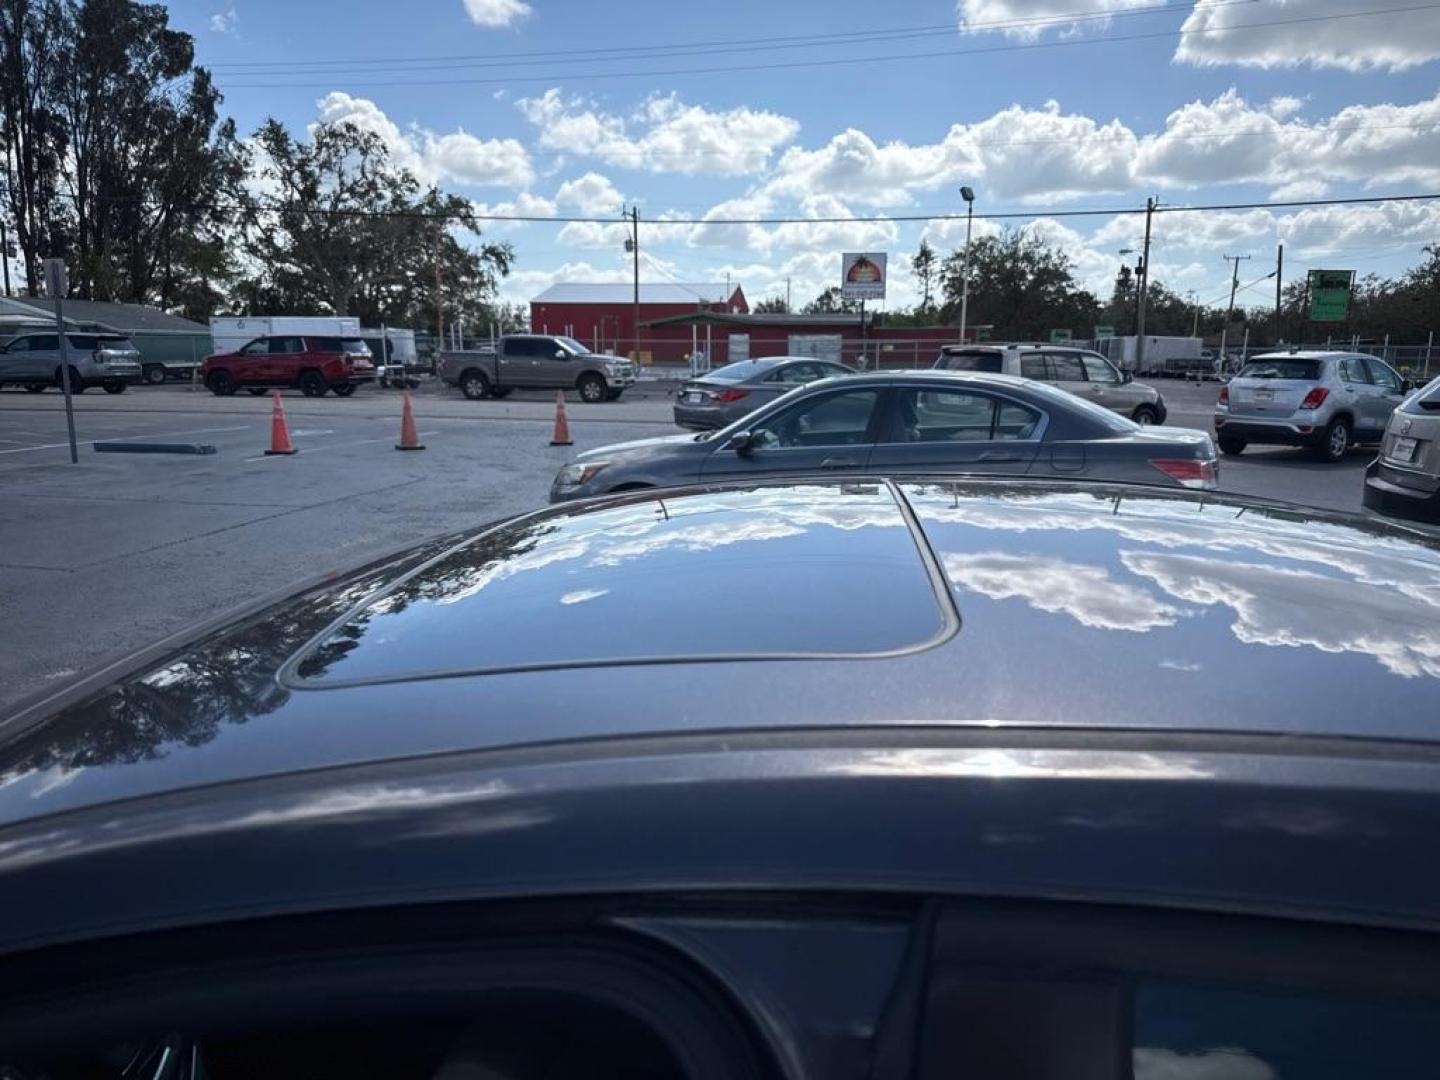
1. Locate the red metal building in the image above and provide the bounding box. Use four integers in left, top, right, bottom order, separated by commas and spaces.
530, 283, 748, 357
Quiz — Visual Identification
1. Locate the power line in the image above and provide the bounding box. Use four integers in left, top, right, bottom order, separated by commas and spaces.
215, 3, 1440, 89
205, 0, 1254, 72
54, 189, 1440, 225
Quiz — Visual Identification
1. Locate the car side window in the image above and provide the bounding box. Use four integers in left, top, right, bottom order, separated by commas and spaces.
889, 389, 1041, 443
751, 388, 881, 449
31, 334, 58, 351
995, 400, 1041, 439
268, 336, 303, 355
313, 336, 343, 353
1046, 352, 1086, 381
239, 339, 268, 357
776, 363, 819, 384
5, 336, 30, 351
1082, 356, 1120, 383
1019, 352, 1049, 380
1366, 359, 1402, 392
1339, 357, 1372, 384
506, 339, 538, 359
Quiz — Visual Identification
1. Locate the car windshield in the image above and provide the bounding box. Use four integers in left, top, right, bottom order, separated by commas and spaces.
341, 338, 372, 355
1238, 358, 1322, 380
555, 336, 588, 354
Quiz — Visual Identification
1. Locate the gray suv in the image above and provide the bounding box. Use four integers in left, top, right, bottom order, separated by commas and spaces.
934, 344, 1168, 424
0, 331, 142, 394
1214, 351, 1410, 462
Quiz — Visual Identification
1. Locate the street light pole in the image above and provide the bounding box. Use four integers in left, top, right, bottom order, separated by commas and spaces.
1135, 196, 1155, 374
958, 186, 975, 344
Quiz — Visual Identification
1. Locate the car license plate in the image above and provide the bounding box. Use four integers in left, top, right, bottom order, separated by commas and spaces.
1254, 389, 1274, 401
686, 391, 705, 403
1391, 436, 1418, 462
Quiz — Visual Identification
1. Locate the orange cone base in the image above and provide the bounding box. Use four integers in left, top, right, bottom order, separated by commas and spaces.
395, 442, 426, 451
264, 447, 298, 456
549, 436, 573, 446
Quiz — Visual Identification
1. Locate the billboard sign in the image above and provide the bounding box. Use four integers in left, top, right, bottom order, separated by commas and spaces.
1094, 325, 1115, 339
841, 253, 887, 301
1050, 328, 1073, 343
1308, 269, 1353, 322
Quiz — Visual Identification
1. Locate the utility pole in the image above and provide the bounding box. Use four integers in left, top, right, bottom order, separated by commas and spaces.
434, 247, 444, 355
1, 222, 11, 298
1274, 243, 1283, 344
1189, 291, 1200, 338
1135, 197, 1156, 374
958, 186, 975, 343
1223, 253, 1251, 323
785, 276, 791, 312
623, 205, 640, 360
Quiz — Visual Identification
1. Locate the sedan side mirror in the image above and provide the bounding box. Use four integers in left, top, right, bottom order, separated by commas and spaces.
726, 430, 755, 454
555, 349, 567, 359
1402, 379, 1416, 393
1121, 370, 1133, 383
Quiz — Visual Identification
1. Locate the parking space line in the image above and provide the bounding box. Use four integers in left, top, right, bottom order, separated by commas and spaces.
242, 430, 440, 463
0, 425, 251, 455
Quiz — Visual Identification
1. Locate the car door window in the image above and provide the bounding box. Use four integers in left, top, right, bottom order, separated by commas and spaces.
751, 388, 881, 448
1019, 352, 1049, 380
1046, 352, 1086, 381
1366, 359, 1403, 392
239, 339, 268, 357
774, 362, 820, 385
31, 334, 58, 351
890, 388, 1041, 443
268, 336, 303, 355
1081, 356, 1120, 383
5, 336, 30, 352
1339, 356, 1373, 384
507, 339, 539, 359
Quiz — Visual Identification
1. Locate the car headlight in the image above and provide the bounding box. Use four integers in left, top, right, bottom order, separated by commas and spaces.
554, 461, 610, 489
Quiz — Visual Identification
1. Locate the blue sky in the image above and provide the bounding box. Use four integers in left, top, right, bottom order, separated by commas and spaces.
173, 0, 1440, 311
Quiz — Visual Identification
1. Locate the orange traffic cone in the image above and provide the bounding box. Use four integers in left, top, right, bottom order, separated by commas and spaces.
264, 390, 297, 455
395, 391, 425, 451
549, 390, 573, 447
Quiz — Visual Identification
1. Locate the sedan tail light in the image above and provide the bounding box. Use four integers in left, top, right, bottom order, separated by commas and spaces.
1150, 458, 1218, 490
1299, 387, 1329, 410
714, 388, 750, 403
1217, 386, 1229, 405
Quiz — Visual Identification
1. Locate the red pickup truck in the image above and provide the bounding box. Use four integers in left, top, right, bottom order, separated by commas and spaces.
201, 335, 378, 397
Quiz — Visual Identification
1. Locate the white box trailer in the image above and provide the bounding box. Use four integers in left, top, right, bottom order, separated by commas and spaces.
1092, 335, 1208, 377
208, 315, 361, 355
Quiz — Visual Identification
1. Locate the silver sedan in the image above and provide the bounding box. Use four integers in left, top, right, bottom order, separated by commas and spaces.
673, 356, 854, 430
554, 370, 1219, 501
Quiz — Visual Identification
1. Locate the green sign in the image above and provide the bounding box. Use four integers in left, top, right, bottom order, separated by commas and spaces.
1049, 328, 1073, 343
1094, 325, 1115, 339
1308, 269, 1353, 323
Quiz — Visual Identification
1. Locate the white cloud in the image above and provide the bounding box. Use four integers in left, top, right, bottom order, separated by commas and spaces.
518, 89, 798, 176
554, 172, 624, 215
463, 0, 531, 28
768, 195, 900, 253
687, 192, 776, 253
944, 551, 1185, 632
1270, 179, 1329, 200
1134, 1047, 1275, 1080
767, 127, 978, 208
956, 0, 1163, 39
1136, 90, 1440, 191
1175, 0, 1440, 71
209, 5, 237, 33
470, 192, 557, 233
1276, 201, 1440, 257
316, 92, 534, 189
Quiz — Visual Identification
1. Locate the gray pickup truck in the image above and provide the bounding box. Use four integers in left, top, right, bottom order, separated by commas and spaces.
438, 334, 637, 403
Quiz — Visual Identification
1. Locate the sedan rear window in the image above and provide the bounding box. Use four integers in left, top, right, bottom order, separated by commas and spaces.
1238, 358, 1320, 380
935, 350, 1003, 373
706, 360, 771, 382
1400, 376, 1440, 414
287, 484, 955, 686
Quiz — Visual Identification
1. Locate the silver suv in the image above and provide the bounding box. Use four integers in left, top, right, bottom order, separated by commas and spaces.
0, 331, 142, 394
934, 344, 1168, 424
1214, 351, 1410, 463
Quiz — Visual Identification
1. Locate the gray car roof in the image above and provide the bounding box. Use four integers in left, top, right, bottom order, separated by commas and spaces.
3, 477, 1439, 832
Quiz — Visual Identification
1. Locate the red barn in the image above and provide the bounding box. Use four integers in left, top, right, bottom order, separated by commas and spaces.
530, 282, 748, 358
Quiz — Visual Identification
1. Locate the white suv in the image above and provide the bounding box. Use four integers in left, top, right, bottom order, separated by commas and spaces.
934, 344, 1168, 424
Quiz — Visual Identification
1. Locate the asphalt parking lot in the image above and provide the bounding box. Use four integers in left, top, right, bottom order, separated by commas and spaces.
0, 376, 1382, 714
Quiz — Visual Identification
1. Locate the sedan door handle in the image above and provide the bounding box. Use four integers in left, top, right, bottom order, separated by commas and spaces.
821, 456, 860, 468
977, 451, 1022, 463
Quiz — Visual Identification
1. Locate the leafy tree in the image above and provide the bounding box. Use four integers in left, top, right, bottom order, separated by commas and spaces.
753, 294, 789, 313
0, 0, 66, 295
911, 238, 937, 312
233, 118, 512, 328
1100, 264, 1135, 334
938, 227, 1100, 339
802, 285, 858, 314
